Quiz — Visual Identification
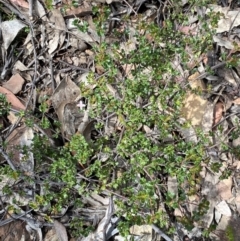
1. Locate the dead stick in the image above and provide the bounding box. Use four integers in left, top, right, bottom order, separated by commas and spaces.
152, 224, 173, 241
0, 147, 16, 171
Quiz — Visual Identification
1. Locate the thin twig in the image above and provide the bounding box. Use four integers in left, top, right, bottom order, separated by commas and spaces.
212, 112, 237, 129
152, 224, 173, 241
143, 167, 162, 201
193, 62, 226, 81
103, 195, 114, 241
28, 0, 33, 19
57, 59, 89, 72
0, 0, 26, 21
33, 123, 56, 146
123, 0, 137, 15
23, 72, 49, 92
0, 147, 16, 171
49, 56, 55, 90
208, 126, 236, 150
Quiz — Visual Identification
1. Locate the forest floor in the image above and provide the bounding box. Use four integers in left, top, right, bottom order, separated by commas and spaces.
1, 0, 240, 241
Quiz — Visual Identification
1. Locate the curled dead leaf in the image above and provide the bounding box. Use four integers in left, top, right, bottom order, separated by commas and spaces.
10, 0, 29, 8
214, 102, 224, 125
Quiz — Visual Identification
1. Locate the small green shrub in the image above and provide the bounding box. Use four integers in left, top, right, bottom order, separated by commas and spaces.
0, 94, 10, 116
77, 0, 223, 236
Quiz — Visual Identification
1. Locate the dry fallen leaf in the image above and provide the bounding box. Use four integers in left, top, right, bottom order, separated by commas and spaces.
0, 86, 25, 110
10, 0, 29, 8
51, 76, 81, 110
122, 64, 135, 78
7, 111, 19, 125
130, 225, 152, 235
207, 6, 240, 33
217, 67, 238, 87
216, 177, 233, 201
13, 60, 29, 71
188, 72, 206, 90
104, 114, 118, 136
54, 220, 68, 241
212, 214, 231, 241
215, 201, 232, 217
233, 98, 240, 105
3, 73, 25, 94
179, 121, 198, 142
201, 169, 220, 227
233, 160, 240, 169
48, 9, 66, 54
43, 228, 59, 241
61, 5, 92, 19
0, 219, 30, 241
214, 102, 224, 125
201, 103, 214, 134
6, 126, 34, 175
181, 73, 209, 126
181, 93, 208, 126
56, 101, 84, 139
215, 208, 222, 224
1, 19, 26, 50
213, 35, 234, 50
35, 0, 47, 20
